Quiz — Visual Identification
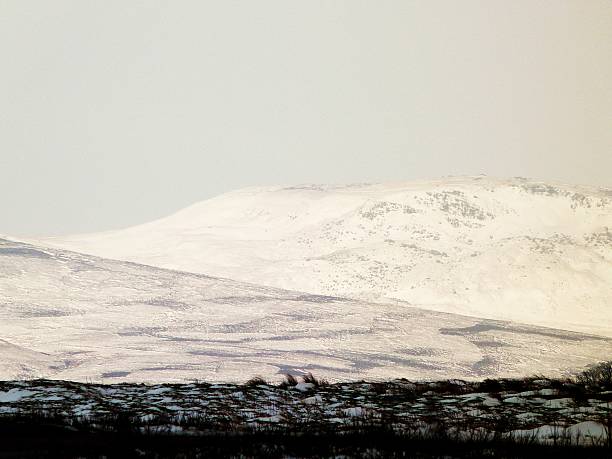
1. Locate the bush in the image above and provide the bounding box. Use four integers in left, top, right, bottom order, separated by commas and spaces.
576, 361, 612, 391
303, 373, 328, 387
477, 378, 502, 393
245, 376, 267, 387
279, 374, 298, 389
434, 380, 469, 395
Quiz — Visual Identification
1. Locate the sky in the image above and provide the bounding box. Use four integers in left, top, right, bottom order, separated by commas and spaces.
1, 0, 611, 236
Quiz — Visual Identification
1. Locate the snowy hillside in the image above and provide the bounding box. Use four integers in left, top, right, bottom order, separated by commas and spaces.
38, 177, 612, 337
1, 237, 610, 382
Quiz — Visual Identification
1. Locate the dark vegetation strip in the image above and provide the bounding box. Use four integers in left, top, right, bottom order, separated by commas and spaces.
0, 416, 610, 459
0, 361, 611, 457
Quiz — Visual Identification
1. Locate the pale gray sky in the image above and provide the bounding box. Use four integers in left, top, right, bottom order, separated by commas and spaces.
1, 0, 611, 236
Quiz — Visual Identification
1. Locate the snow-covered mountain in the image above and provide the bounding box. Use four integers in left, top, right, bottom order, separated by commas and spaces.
38, 176, 612, 337
1, 237, 610, 383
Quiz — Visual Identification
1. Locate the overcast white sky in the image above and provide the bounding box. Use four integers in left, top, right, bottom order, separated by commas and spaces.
1, 0, 611, 236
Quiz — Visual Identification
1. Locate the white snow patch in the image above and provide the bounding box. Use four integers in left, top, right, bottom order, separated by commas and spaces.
0, 389, 36, 403
343, 407, 366, 417
293, 382, 315, 392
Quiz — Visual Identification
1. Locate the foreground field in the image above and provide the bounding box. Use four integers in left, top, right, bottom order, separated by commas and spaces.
1, 366, 611, 457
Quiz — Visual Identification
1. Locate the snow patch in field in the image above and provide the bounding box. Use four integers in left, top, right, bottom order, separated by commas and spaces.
343, 407, 365, 417
0, 389, 36, 403
293, 383, 315, 392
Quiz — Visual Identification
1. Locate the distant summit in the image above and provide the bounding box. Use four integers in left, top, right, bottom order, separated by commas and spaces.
36, 177, 612, 336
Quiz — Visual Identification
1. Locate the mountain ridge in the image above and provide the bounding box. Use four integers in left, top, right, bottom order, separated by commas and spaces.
33, 176, 612, 337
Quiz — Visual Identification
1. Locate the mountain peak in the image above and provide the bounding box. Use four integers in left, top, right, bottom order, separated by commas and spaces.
33, 177, 612, 337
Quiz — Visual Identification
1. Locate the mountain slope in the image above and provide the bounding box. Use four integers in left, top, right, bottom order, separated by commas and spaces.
38, 177, 612, 336
0, 339, 55, 379
1, 237, 610, 383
